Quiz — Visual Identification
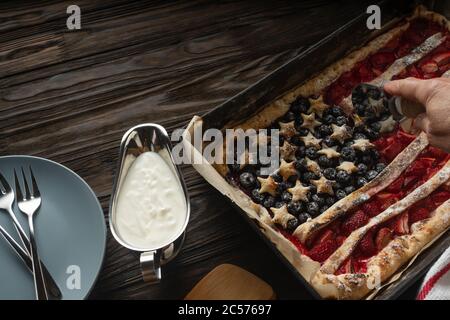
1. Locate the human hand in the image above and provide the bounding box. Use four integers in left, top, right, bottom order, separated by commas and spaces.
384, 77, 450, 153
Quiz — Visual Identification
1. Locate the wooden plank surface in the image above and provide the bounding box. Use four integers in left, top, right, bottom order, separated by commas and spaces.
0, 0, 421, 299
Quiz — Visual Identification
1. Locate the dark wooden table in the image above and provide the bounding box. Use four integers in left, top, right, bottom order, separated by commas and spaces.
0, 0, 421, 299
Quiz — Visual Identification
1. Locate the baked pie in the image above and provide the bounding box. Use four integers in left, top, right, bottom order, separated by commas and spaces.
184, 6, 450, 299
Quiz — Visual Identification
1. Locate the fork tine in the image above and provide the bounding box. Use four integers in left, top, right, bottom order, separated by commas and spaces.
29, 166, 40, 198
21, 167, 31, 200
0, 171, 12, 193
14, 169, 24, 201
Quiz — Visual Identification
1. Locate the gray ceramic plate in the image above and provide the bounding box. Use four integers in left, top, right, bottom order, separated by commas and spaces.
0, 156, 106, 300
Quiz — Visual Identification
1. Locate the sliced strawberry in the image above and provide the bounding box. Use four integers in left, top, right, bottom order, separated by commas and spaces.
317, 229, 335, 244
358, 229, 377, 257
420, 60, 438, 74
405, 157, 435, 177
341, 210, 369, 236
339, 70, 360, 90
376, 192, 400, 211
431, 190, 450, 207
336, 258, 353, 275
396, 129, 416, 146
432, 52, 450, 66
381, 142, 403, 162
409, 208, 429, 224
357, 62, 374, 82
406, 65, 422, 78
394, 212, 409, 235
386, 176, 405, 193
362, 201, 381, 217
375, 227, 393, 251
308, 239, 337, 263
326, 83, 347, 105
370, 52, 396, 70
396, 42, 413, 58
336, 235, 346, 246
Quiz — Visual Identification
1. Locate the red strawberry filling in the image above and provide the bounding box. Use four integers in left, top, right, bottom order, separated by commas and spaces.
324, 19, 448, 105
278, 18, 450, 269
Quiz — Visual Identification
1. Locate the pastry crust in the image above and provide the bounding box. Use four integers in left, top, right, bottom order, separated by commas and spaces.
183, 6, 450, 299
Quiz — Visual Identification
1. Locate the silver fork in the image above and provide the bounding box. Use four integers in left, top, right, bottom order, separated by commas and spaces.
14, 167, 48, 300
0, 170, 61, 299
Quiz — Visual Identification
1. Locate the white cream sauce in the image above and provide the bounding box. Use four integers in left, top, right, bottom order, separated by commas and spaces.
115, 151, 186, 249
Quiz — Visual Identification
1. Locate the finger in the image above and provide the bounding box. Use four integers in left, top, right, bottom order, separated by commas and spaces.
384, 78, 438, 106
413, 113, 430, 133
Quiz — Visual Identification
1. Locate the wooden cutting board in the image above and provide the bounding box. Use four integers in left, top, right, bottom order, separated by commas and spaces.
185, 264, 276, 300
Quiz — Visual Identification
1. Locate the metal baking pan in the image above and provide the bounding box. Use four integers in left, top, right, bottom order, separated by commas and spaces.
189, 0, 449, 299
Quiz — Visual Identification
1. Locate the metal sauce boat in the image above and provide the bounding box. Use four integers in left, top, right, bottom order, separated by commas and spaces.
109, 124, 190, 283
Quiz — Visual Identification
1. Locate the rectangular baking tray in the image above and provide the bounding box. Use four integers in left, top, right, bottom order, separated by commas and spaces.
188, 0, 450, 299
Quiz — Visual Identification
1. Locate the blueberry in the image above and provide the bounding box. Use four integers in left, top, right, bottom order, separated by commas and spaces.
274, 201, 285, 208
239, 172, 256, 189
317, 124, 332, 137
355, 104, 366, 116
276, 182, 287, 193
344, 185, 355, 195
283, 111, 296, 122
331, 106, 344, 117
290, 97, 310, 114
361, 155, 373, 166
271, 172, 283, 183
229, 163, 241, 173
354, 132, 367, 140
367, 88, 381, 99
335, 115, 347, 126
294, 120, 304, 132
281, 190, 293, 202
370, 121, 381, 132
302, 171, 318, 182
370, 149, 380, 161
308, 184, 317, 194
298, 212, 312, 224
286, 217, 299, 231
297, 128, 309, 136
356, 177, 368, 188
365, 128, 379, 140
343, 139, 354, 148
307, 202, 320, 216
323, 167, 337, 180
375, 162, 386, 173
366, 170, 378, 181
323, 114, 336, 125
336, 189, 347, 200
357, 163, 368, 174
287, 201, 304, 215
305, 147, 318, 159
336, 170, 351, 185
263, 196, 276, 208
318, 155, 332, 168
325, 196, 336, 206
295, 158, 307, 172
341, 146, 356, 161
323, 136, 336, 147
320, 205, 330, 213
311, 194, 325, 207
295, 145, 306, 158
251, 189, 265, 204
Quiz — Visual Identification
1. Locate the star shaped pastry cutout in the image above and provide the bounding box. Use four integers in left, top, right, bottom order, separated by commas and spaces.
278, 159, 297, 180
379, 115, 396, 133
353, 114, 364, 127
270, 205, 297, 229
300, 132, 322, 149
300, 113, 321, 131
336, 161, 358, 174
279, 121, 296, 138
330, 124, 352, 143
351, 138, 375, 152
288, 180, 310, 202
257, 176, 278, 196
305, 157, 321, 175
311, 176, 335, 195
308, 96, 329, 117
317, 146, 340, 158
279, 140, 297, 162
